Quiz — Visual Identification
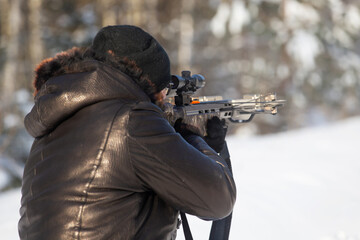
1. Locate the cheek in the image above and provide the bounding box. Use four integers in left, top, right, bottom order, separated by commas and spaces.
162, 91, 167, 99
160, 89, 168, 99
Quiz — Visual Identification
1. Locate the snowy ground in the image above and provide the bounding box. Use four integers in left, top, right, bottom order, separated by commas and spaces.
1, 117, 360, 240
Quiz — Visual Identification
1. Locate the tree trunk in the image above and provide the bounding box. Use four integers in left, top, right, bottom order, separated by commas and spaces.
0, 0, 9, 39
127, 0, 143, 26
28, 0, 44, 70
177, 0, 195, 73
95, 0, 118, 27
1, 0, 22, 104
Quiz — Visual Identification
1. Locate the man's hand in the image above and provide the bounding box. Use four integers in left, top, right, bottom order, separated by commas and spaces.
204, 117, 227, 153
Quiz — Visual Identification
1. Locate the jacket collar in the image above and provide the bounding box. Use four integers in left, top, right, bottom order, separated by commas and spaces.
25, 60, 150, 138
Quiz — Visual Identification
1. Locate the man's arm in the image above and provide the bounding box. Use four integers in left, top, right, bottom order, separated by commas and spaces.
127, 102, 236, 219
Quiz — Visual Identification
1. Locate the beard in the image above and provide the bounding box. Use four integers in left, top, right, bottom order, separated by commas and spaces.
150, 91, 166, 110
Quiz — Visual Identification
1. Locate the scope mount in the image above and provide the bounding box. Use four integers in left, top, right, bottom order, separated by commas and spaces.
171, 71, 205, 106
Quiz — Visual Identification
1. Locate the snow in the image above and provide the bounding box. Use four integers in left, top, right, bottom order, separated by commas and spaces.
228, 1, 250, 35
285, 0, 320, 29
286, 30, 323, 71
3, 114, 21, 129
210, 2, 231, 38
1, 116, 360, 240
0, 168, 11, 190
179, 116, 360, 240
345, 5, 360, 34
210, 1, 250, 38
0, 188, 20, 240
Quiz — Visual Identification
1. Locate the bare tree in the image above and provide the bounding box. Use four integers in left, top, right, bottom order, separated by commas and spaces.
127, 0, 144, 26
28, 0, 44, 70
177, 0, 195, 72
95, 0, 119, 26
1, 0, 22, 103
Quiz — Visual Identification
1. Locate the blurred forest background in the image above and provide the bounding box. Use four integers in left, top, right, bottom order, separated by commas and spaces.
0, 0, 360, 190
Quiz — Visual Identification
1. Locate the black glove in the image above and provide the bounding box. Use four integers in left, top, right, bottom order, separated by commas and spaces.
173, 118, 201, 138
204, 117, 227, 153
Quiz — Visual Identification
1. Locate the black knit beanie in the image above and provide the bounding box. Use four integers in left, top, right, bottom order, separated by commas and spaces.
90, 25, 171, 94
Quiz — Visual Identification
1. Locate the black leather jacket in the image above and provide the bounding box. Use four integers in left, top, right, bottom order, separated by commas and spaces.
19, 60, 236, 240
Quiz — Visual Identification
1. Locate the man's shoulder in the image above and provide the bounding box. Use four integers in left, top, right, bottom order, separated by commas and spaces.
128, 102, 173, 137
131, 101, 163, 113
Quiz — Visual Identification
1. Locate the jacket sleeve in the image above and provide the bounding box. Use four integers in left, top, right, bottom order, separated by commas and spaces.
127, 102, 236, 220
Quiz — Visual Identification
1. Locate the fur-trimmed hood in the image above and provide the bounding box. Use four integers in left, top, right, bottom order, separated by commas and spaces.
25, 57, 150, 138
33, 47, 162, 99
32, 47, 97, 95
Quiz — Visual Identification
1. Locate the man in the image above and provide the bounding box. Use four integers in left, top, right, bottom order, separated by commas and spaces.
19, 25, 236, 240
